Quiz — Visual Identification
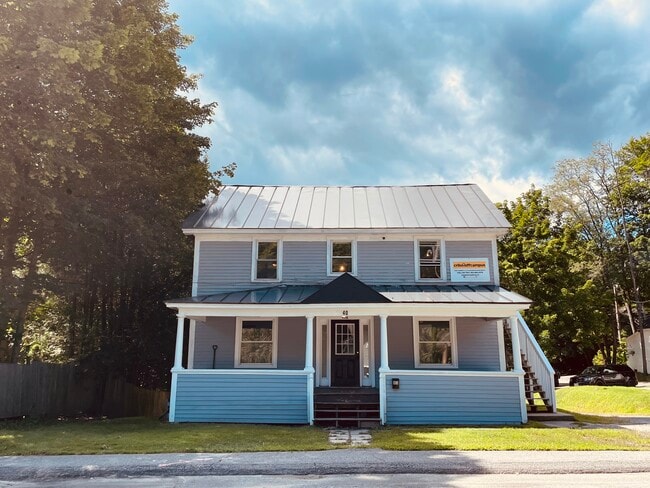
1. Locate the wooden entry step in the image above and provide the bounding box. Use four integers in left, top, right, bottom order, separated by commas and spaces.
314, 387, 380, 427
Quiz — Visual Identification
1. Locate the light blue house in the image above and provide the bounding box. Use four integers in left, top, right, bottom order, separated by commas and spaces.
166, 184, 556, 425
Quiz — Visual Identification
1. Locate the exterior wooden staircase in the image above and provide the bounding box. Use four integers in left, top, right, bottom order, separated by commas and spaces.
522, 354, 553, 413
503, 320, 556, 414
314, 387, 380, 427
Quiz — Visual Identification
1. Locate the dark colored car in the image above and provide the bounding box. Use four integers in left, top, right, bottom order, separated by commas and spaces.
569, 364, 638, 387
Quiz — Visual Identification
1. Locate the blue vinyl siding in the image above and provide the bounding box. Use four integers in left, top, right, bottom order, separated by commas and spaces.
192, 317, 305, 370
357, 241, 415, 284
174, 373, 309, 423
456, 318, 501, 370
388, 317, 501, 371
282, 241, 328, 283
445, 240, 494, 282
385, 374, 522, 424
194, 239, 497, 295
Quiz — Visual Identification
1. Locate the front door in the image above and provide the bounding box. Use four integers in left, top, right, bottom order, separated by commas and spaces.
331, 320, 360, 387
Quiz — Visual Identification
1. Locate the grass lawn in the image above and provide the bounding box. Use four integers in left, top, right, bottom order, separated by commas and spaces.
372, 424, 650, 451
557, 385, 650, 416
0, 417, 330, 455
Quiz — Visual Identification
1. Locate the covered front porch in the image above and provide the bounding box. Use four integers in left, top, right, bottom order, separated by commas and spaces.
166, 283, 554, 425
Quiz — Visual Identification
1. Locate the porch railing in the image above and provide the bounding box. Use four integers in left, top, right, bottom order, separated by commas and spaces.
515, 312, 556, 412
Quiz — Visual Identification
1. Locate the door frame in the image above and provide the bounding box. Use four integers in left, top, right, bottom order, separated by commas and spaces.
315, 316, 375, 388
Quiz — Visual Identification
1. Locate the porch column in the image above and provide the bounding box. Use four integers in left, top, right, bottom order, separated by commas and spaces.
378, 314, 389, 425
509, 315, 528, 423
173, 314, 186, 371
305, 315, 315, 425
169, 313, 185, 423
509, 315, 523, 372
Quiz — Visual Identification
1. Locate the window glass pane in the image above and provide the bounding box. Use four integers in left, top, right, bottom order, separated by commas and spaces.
241, 327, 272, 342
333, 242, 352, 256
335, 322, 355, 355
419, 343, 452, 364
419, 242, 439, 261
256, 260, 277, 279
420, 265, 440, 279
332, 258, 352, 273
257, 242, 277, 259
240, 342, 272, 363
419, 322, 450, 341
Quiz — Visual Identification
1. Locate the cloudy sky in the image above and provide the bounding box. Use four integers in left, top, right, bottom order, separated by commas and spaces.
167, 0, 650, 201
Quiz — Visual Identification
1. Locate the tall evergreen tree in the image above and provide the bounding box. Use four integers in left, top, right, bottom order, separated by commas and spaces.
0, 0, 233, 385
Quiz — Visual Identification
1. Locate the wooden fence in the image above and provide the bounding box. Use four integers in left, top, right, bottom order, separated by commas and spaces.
0, 362, 169, 419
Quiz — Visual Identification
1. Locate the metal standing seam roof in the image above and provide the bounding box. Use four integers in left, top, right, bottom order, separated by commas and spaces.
170, 285, 531, 305
183, 184, 511, 230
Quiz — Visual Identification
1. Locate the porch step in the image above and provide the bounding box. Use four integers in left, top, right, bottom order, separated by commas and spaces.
314, 388, 380, 427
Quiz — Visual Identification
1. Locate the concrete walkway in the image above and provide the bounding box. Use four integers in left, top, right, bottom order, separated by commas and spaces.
2, 450, 650, 481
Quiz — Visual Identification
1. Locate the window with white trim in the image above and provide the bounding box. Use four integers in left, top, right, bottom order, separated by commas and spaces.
413, 318, 456, 367
417, 240, 441, 280
235, 318, 277, 367
329, 240, 355, 275
253, 241, 280, 280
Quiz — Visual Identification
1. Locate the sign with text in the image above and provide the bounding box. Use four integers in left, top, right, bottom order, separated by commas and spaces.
450, 258, 490, 282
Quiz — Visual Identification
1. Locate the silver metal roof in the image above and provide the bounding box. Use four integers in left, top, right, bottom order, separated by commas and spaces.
170, 285, 531, 305
184, 184, 510, 230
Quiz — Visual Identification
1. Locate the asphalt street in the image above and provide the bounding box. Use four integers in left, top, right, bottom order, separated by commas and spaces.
1, 449, 650, 482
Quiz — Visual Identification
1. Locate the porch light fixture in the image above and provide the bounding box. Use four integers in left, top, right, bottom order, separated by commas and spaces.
391, 378, 400, 389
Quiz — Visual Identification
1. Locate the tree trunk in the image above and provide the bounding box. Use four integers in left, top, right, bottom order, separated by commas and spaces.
9, 255, 38, 363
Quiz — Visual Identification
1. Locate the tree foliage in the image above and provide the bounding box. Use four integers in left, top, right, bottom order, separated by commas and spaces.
497, 188, 609, 371
0, 0, 234, 386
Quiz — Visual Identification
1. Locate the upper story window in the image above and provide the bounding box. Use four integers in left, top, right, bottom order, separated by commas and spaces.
253, 241, 281, 281
413, 318, 457, 368
328, 240, 356, 275
416, 240, 442, 280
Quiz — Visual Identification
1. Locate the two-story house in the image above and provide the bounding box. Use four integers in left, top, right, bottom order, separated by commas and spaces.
166, 184, 556, 425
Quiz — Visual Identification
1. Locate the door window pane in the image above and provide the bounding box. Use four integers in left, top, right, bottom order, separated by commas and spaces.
335, 322, 356, 355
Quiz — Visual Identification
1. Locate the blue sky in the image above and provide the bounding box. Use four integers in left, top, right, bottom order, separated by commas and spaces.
168, 0, 650, 201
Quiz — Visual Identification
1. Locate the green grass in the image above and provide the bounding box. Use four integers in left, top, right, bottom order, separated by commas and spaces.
557, 386, 650, 416
372, 424, 650, 451
0, 417, 330, 455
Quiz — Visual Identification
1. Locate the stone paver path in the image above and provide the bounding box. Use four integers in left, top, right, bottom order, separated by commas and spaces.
327, 428, 372, 446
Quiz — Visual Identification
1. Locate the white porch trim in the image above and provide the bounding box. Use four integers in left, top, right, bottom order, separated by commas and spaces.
169, 314, 186, 423
509, 315, 528, 423
378, 314, 389, 425
497, 319, 506, 371
305, 315, 315, 425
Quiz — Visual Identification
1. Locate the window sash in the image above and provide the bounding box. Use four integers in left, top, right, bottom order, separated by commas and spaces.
255, 242, 278, 280
330, 241, 354, 274
237, 319, 276, 366
418, 241, 441, 280
416, 320, 453, 366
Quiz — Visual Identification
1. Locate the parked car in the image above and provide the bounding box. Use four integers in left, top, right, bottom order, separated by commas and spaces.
569, 364, 638, 387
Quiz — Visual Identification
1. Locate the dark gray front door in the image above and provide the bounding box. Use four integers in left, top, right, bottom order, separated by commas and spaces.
331, 320, 360, 387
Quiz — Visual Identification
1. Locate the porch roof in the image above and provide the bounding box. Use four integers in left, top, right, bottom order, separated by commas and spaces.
169, 284, 531, 306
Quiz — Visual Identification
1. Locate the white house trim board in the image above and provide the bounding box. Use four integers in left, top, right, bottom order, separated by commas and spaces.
187, 320, 196, 369
187, 229, 507, 240
168, 302, 531, 321
491, 239, 500, 286
191, 238, 200, 296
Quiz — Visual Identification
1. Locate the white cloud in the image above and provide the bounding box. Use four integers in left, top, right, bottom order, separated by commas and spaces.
584, 0, 649, 27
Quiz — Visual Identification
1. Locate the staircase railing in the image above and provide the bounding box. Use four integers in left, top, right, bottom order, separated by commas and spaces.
515, 312, 556, 412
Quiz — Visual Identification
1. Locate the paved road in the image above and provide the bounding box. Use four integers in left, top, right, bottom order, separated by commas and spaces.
1, 450, 650, 482
3, 473, 650, 488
